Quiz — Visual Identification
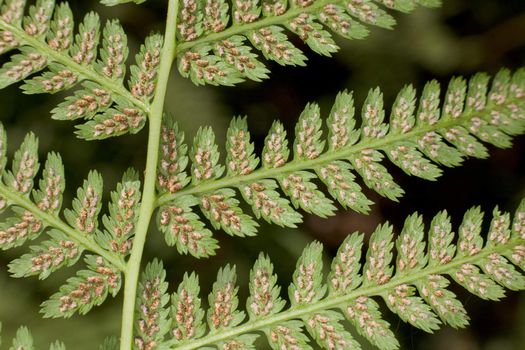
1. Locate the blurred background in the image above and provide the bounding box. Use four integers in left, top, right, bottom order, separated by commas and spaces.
1, 0, 525, 349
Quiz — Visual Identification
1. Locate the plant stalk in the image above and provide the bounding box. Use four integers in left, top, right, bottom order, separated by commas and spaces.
119, 0, 179, 349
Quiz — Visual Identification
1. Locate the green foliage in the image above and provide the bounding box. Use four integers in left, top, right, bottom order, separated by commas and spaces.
0, 0, 159, 140
41, 254, 122, 318
0, 1, 524, 350
134, 259, 170, 350
156, 70, 525, 258
133, 201, 525, 350
174, 0, 441, 86
0, 124, 139, 318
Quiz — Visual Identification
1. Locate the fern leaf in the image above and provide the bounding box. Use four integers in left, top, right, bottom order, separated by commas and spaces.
158, 195, 218, 258
154, 198, 525, 350
96, 169, 141, 256
247, 254, 286, 319
4, 132, 40, 195
171, 272, 206, 342
0, 1, 160, 139
267, 321, 312, 350
207, 264, 245, 330
41, 255, 121, 318
96, 19, 128, 80
158, 116, 190, 194
175, 0, 441, 86
134, 259, 170, 350
51, 81, 112, 121
289, 241, 326, 304
75, 98, 147, 140
9, 229, 83, 279
64, 170, 103, 235
0, 124, 147, 318
156, 69, 525, 257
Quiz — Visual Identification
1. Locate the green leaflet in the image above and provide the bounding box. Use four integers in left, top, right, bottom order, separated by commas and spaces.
171, 272, 206, 342
0, 47, 47, 89
9, 228, 83, 279
157, 117, 190, 194
128, 34, 163, 103
207, 265, 245, 331
75, 98, 147, 140
157, 195, 219, 258
177, 44, 244, 86
99, 337, 119, 350
134, 259, 170, 349
46, 2, 74, 52
96, 169, 141, 256
41, 255, 122, 318
64, 170, 103, 235
247, 254, 286, 319
51, 81, 112, 121
4, 132, 39, 195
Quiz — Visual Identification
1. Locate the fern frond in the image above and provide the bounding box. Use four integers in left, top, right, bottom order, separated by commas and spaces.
0, 0, 163, 139
174, 0, 442, 86
0, 123, 150, 317
156, 69, 525, 258
142, 198, 525, 350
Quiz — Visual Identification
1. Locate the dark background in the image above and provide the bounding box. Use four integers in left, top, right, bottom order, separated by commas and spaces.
1, 0, 525, 349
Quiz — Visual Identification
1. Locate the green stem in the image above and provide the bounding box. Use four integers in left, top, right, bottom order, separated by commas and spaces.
119, 0, 179, 349
0, 20, 148, 112
0, 184, 125, 271
156, 99, 522, 207
168, 238, 523, 350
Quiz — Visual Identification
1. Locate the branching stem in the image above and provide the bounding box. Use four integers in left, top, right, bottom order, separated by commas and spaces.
0, 183, 126, 271
156, 100, 522, 207
119, 0, 179, 349
176, 0, 353, 54
167, 238, 522, 350
0, 19, 148, 112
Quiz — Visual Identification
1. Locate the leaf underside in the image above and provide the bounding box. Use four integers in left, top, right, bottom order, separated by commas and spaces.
175, 0, 442, 86
136, 200, 525, 350
0, 124, 141, 318
0, 0, 162, 140
156, 68, 525, 258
